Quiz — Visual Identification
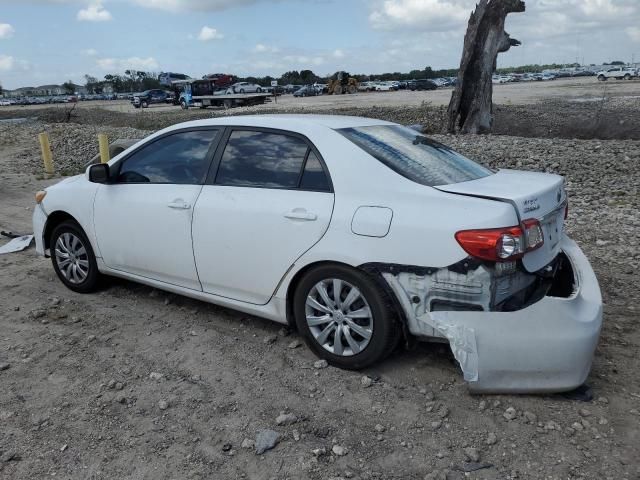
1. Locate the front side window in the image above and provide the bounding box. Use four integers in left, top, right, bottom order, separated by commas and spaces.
216, 130, 324, 189
117, 130, 218, 184
337, 125, 492, 186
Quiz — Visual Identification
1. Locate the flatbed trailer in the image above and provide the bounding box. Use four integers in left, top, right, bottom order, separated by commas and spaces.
184, 93, 272, 110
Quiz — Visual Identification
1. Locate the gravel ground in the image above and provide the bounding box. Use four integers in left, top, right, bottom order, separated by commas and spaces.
0, 103, 639, 480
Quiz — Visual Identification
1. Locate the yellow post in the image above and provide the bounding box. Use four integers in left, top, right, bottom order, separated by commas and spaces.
38, 132, 54, 175
98, 134, 110, 163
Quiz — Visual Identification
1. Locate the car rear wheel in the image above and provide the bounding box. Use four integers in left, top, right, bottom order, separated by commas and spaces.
598, 75, 606, 81
624, 74, 631, 80
256, 87, 262, 93
294, 264, 400, 370
141, 100, 148, 108
50, 221, 100, 293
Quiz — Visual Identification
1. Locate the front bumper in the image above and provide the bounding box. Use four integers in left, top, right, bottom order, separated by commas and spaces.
33, 204, 47, 256
386, 236, 602, 393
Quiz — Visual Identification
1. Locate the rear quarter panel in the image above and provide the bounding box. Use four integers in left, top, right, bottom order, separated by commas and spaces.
274, 130, 518, 297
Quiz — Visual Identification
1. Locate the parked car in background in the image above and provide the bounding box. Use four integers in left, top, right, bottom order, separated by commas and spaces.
284, 84, 302, 94
33, 114, 602, 393
227, 82, 263, 94
596, 67, 638, 81
541, 73, 556, 81
293, 85, 318, 97
132, 89, 172, 108
571, 69, 596, 77
430, 78, 448, 87
358, 81, 377, 92
492, 75, 512, 84
408, 79, 437, 91
313, 83, 327, 94
375, 81, 397, 91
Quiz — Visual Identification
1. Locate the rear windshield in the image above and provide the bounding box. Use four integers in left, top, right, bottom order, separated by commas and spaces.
337, 125, 492, 186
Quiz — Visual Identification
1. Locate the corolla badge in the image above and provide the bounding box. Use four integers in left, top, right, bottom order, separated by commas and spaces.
523, 197, 540, 213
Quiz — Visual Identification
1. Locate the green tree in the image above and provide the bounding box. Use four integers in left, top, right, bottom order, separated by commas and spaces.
0, 81, 3, 96
279, 70, 301, 84
62, 80, 75, 94
299, 69, 319, 84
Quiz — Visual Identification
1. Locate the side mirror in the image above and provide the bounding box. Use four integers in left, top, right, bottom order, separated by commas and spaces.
88, 163, 110, 183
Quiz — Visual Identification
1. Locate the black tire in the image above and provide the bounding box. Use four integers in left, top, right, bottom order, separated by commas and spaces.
256, 87, 262, 93
239, 89, 245, 94
141, 100, 148, 108
180, 100, 188, 110
598, 75, 606, 81
624, 74, 631, 80
293, 264, 400, 370
50, 220, 101, 293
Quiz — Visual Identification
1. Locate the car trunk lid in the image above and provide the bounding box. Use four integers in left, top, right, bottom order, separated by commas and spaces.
435, 169, 567, 272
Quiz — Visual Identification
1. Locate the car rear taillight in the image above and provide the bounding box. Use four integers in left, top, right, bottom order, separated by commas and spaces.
455, 219, 544, 262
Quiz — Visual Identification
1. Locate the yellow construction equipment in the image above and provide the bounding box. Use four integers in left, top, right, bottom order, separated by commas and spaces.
327, 71, 359, 95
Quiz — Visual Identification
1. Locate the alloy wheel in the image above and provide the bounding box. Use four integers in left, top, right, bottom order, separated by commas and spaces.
305, 278, 373, 356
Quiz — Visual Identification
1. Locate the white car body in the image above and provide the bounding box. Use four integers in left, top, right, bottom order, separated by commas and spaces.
358, 81, 377, 92
227, 82, 262, 93
33, 115, 602, 393
375, 82, 396, 91
492, 75, 512, 84
596, 67, 637, 80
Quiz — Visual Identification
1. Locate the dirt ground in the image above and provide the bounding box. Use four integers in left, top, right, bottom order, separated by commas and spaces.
0, 80, 639, 480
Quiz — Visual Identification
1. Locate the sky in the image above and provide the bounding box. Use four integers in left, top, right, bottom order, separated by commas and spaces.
0, 0, 639, 89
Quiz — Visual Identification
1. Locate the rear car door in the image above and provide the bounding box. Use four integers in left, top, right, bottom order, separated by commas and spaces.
150, 90, 165, 104
93, 128, 220, 290
192, 128, 334, 304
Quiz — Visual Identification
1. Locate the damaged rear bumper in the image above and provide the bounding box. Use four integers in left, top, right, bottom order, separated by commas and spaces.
383, 236, 602, 393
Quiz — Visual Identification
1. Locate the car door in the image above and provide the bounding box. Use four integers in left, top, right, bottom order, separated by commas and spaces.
150, 90, 163, 104
192, 128, 335, 305
93, 128, 221, 290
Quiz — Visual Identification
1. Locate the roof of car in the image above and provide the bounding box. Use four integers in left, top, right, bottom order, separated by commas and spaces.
174, 114, 396, 131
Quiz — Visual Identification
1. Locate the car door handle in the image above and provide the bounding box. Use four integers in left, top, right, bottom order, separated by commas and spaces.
167, 200, 191, 210
284, 209, 317, 221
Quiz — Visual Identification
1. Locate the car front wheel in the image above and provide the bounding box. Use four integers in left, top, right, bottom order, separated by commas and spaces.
294, 265, 400, 369
50, 221, 100, 293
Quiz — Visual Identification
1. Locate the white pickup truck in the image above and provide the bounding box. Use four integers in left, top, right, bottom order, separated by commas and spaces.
596, 66, 638, 81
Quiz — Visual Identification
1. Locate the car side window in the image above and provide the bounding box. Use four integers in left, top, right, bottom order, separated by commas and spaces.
215, 130, 312, 189
117, 130, 218, 184
300, 151, 331, 191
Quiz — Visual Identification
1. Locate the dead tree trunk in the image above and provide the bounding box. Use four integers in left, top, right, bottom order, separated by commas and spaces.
447, 0, 525, 134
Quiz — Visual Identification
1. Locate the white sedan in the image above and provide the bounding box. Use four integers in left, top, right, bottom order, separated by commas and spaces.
227, 82, 263, 94
33, 115, 602, 393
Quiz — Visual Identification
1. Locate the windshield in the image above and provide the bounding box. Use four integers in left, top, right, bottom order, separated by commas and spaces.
337, 125, 492, 186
